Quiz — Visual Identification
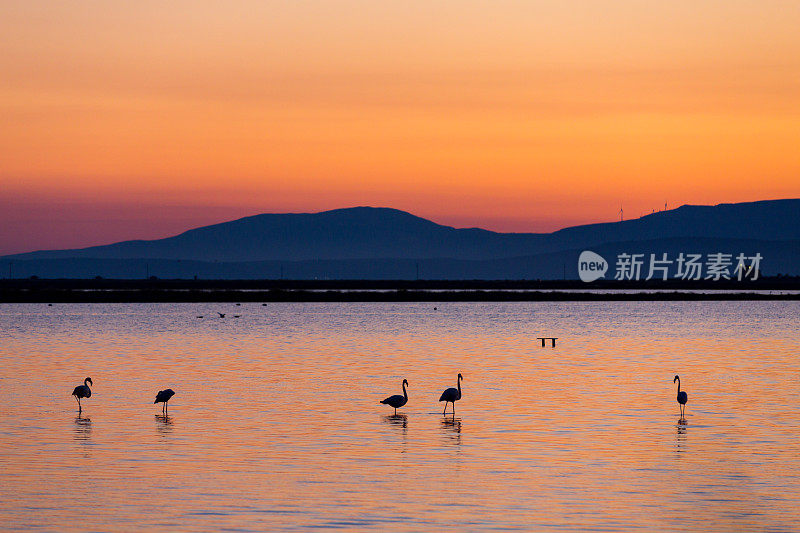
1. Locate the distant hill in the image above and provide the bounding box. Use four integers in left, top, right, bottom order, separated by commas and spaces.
2, 199, 799, 279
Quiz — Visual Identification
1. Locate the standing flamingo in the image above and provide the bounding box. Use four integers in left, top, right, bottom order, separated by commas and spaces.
72, 377, 93, 412
380, 379, 408, 415
154, 389, 176, 414
674, 375, 688, 418
439, 373, 463, 415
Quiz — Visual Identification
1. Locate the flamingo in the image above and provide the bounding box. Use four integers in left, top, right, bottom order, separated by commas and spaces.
439, 373, 463, 415
154, 389, 176, 414
380, 379, 408, 415
72, 377, 93, 412
674, 375, 688, 418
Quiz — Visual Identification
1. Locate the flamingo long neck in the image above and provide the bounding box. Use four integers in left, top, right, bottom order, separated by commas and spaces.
457, 375, 461, 396
676, 378, 681, 394
402, 381, 407, 399
84, 379, 91, 388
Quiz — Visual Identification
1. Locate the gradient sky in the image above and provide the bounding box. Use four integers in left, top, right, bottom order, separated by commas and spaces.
2, 1, 799, 255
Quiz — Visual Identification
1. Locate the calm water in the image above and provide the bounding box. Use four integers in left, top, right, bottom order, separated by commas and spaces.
1, 302, 799, 531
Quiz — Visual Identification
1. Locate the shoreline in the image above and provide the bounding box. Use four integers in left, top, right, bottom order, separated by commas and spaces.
2, 279, 799, 303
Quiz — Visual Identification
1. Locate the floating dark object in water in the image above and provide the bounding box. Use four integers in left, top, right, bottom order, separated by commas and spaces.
233, 315, 241, 318
48, 303, 53, 306
197, 316, 203, 318
537, 337, 558, 347
218, 312, 226, 318
236, 303, 241, 306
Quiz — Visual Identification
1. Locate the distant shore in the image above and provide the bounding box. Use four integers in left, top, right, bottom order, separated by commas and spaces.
1, 278, 799, 302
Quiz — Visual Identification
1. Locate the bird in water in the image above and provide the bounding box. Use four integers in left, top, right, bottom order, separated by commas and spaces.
674, 375, 688, 418
72, 377, 93, 412
154, 389, 176, 414
439, 373, 463, 415
217, 312, 226, 318
380, 379, 408, 415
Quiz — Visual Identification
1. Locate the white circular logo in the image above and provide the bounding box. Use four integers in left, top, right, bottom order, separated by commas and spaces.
578, 251, 608, 282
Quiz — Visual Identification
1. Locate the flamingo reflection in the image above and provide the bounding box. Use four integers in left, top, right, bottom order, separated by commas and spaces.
675, 418, 688, 453
440, 416, 462, 445
382, 413, 408, 431
154, 414, 174, 436
73, 414, 92, 441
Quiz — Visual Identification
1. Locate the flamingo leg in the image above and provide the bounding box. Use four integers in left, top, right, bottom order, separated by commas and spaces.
452, 403, 455, 416
443, 402, 447, 415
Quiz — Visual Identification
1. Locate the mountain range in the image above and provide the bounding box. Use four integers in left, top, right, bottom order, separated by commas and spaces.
3, 199, 799, 279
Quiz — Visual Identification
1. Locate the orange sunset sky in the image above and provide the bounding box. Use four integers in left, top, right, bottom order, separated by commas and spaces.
1, 1, 799, 255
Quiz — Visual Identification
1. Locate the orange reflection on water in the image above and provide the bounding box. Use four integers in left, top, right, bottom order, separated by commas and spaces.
0, 301, 799, 530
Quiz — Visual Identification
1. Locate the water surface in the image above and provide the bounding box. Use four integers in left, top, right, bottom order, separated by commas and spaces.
1, 302, 799, 531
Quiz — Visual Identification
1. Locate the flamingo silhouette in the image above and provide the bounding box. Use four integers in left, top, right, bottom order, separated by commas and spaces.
674, 375, 688, 418
72, 377, 93, 412
380, 379, 408, 415
154, 389, 176, 414
439, 373, 462, 415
